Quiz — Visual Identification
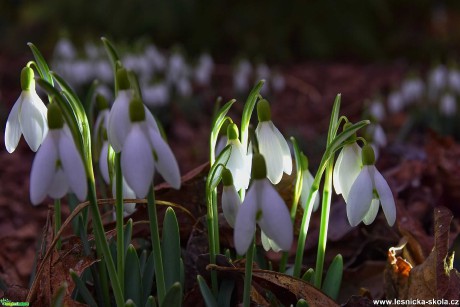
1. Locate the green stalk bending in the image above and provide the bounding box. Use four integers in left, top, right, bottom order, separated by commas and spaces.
54, 199, 61, 250
87, 180, 124, 306
314, 160, 333, 287
242, 239, 255, 307
206, 196, 218, 295
147, 187, 166, 305
115, 153, 125, 294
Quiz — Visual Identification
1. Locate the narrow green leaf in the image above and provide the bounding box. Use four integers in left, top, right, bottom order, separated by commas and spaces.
27, 42, 53, 85
84, 79, 100, 128
128, 70, 143, 99
70, 269, 98, 307
51, 282, 66, 307
205, 145, 232, 203
296, 298, 308, 307
321, 254, 343, 300
301, 268, 315, 284
142, 252, 155, 305
124, 218, 133, 255
327, 94, 341, 144
241, 80, 265, 149
161, 207, 181, 290
217, 279, 234, 307
197, 275, 218, 307
210, 99, 236, 163
290, 137, 304, 218
125, 244, 143, 306
101, 37, 121, 94
139, 250, 148, 273
327, 120, 369, 157
145, 296, 157, 307
160, 282, 182, 307
179, 258, 185, 290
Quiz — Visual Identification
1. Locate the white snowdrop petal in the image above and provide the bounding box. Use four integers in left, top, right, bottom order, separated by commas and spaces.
145, 106, 160, 132
346, 167, 373, 226
256, 122, 284, 184
99, 142, 110, 184
121, 126, 154, 198
338, 143, 362, 201
332, 149, 344, 195
19, 91, 48, 152
148, 129, 181, 189
93, 109, 109, 140
108, 90, 131, 152
222, 185, 241, 228
363, 199, 380, 225
271, 123, 292, 175
234, 184, 258, 255
5, 96, 22, 153
30, 134, 58, 205
48, 168, 69, 199
59, 132, 88, 201
258, 180, 293, 251
373, 168, 396, 226
301, 171, 320, 212
261, 230, 271, 251
226, 140, 250, 191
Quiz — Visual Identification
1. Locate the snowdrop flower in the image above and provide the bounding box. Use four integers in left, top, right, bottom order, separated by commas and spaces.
221, 168, 241, 228
428, 64, 448, 98
440, 93, 457, 116
261, 231, 282, 252
5, 67, 48, 153
233, 59, 252, 93
333, 126, 362, 202
30, 104, 87, 205
299, 154, 320, 212
120, 98, 180, 198
53, 38, 76, 60
255, 99, 292, 184
448, 68, 460, 95
142, 82, 170, 107
347, 145, 396, 226
388, 90, 404, 113
112, 176, 137, 218
256, 63, 271, 95
234, 154, 293, 255
225, 123, 251, 191
107, 67, 159, 152
194, 53, 214, 86
369, 98, 386, 122
400, 77, 425, 105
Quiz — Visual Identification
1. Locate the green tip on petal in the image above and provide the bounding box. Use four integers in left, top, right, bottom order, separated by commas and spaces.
362, 144, 375, 165
222, 168, 234, 186
21, 67, 35, 91
257, 99, 271, 122
300, 153, 309, 171
227, 123, 239, 140
96, 94, 109, 110
47, 103, 64, 129
129, 97, 145, 122
252, 153, 267, 180
116, 67, 130, 90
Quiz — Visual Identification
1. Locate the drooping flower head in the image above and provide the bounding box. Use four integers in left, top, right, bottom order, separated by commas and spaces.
234, 153, 293, 255
120, 97, 180, 198
255, 99, 292, 184
5, 66, 48, 153
225, 123, 251, 191
30, 103, 87, 205
346, 145, 396, 227
333, 123, 362, 201
221, 168, 241, 228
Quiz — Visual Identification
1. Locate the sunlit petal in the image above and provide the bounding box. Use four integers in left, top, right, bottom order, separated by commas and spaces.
373, 167, 396, 226
18, 91, 48, 152
363, 198, 380, 225
148, 128, 181, 189
121, 125, 154, 198
30, 133, 58, 205
301, 170, 320, 211
256, 122, 283, 184
226, 139, 250, 191
271, 123, 292, 175
59, 131, 87, 201
258, 179, 293, 251
234, 183, 258, 255
108, 90, 131, 152
332, 148, 344, 195
338, 143, 362, 201
222, 185, 241, 228
346, 166, 373, 226
5, 96, 22, 153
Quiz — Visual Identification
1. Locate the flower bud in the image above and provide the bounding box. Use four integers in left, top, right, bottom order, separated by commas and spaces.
129, 97, 145, 122
251, 153, 267, 180
47, 103, 64, 129
222, 167, 234, 186
257, 99, 271, 122
116, 67, 130, 90
21, 67, 35, 91
96, 93, 109, 111
227, 123, 239, 140
362, 144, 375, 166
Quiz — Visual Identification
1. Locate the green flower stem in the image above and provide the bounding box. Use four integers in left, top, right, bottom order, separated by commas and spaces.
54, 199, 61, 250
212, 190, 220, 255
242, 239, 255, 307
115, 153, 125, 294
314, 160, 333, 288
206, 197, 219, 296
147, 186, 166, 305
87, 180, 124, 306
